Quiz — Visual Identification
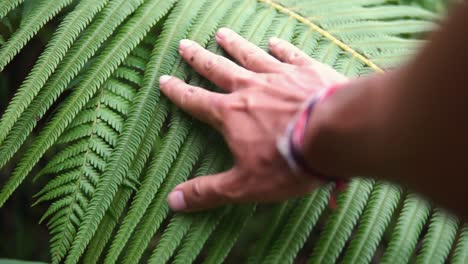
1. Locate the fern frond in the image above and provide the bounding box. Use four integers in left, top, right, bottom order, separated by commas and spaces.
308, 178, 374, 264
452, 225, 468, 264
263, 185, 333, 264
381, 194, 431, 264
0, 0, 173, 210
203, 205, 256, 264
0, 0, 74, 71
103, 110, 192, 264
0, 0, 142, 187
83, 98, 170, 264
173, 209, 226, 264
148, 146, 227, 264
0, 0, 25, 20
114, 125, 207, 264
147, 214, 195, 264
0, 0, 108, 151
415, 209, 458, 264
247, 201, 295, 264
33, 47, 143, 264
341, 182, 402, 264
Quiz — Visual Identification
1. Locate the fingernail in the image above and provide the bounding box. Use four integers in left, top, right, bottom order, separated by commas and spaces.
179, 39, 193, 51
269, 37, 280, 47
159, 75, 171, 86
168, 190, 187, 211
216, 28, 230, 41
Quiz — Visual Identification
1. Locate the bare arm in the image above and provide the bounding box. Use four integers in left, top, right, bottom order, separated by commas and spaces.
304, 1, 468, 218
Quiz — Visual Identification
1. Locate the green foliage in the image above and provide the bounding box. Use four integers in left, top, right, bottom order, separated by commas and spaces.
0, 0, 464, 263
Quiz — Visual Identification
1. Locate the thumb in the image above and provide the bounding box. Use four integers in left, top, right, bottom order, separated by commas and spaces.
167, 169, 237, 212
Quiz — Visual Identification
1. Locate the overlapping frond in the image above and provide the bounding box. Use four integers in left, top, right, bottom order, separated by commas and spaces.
146, 145, 226, 264
0, 0, 25, 20
0, 0, 463, 263
415, 209, 458, 264
309, 179, 374, 264
342, 183, 401, 264
0, 0, 73, 71
33, 41, 149, 264
453, 225, 468, 264
0, 0, 144, 205
381, 194, 431, 264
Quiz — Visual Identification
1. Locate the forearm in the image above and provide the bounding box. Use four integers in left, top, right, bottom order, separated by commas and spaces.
303, 1, 468, 218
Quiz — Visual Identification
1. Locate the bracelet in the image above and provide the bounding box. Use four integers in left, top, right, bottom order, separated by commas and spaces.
277, 84, 344, 184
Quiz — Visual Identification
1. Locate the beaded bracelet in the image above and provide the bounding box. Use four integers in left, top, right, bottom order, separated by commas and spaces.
277, 84, 345, 185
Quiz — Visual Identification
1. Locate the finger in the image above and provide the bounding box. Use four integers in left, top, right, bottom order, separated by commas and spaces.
159, 75, 223, 128
269, 37, 316, 66
179, 39, 252, 91
167, 169, 239, 212
215, 27, 284, 73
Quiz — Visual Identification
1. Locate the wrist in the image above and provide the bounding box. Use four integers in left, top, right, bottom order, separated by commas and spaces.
302, 75, 392, 179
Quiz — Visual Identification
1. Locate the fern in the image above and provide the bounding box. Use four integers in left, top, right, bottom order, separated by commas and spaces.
147, 146, 227, 264
309, 179, 374, 264
381, 194, 431, 264
247, 201, 295, 264
0, 0, 25, 20
0, 0, 73, 71
0, 0, 462, 263
342, 182, 402, 264
0, 0, 145, 203
203, 205, 257, 264
33, 40, 148, 264
415, 209, 458, 264
453, 225, 468, 264
263, 185, 333, 264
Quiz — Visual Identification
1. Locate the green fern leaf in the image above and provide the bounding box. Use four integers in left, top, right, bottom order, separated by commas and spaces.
0, 0, 74, 71
33, 48, 143, 263
0, 0, 143, 171
148, 146, 227, 264
203, 205, 256, 264
247, 201, 295, 264
0, 0, 173, 210
309, 178, 374, 264
263, 185, 333, 264
415, 209, 458, 264
452, 225, 468, 264
173, 209, 226, 264
103, 109, 192, 264
147, 214, 194, 264
116, 125, 207, 264
341, 182, 401, 264
381, 194, 431, 264
83, 98, 169, 263
0, 0, 25, 20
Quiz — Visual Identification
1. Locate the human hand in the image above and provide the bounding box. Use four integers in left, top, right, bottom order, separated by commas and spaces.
160, 27, 347, 212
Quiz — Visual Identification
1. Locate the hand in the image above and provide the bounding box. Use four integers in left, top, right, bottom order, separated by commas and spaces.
160, 27, 347, 212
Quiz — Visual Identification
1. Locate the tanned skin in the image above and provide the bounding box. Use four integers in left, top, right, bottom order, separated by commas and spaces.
160, 1, 468, 220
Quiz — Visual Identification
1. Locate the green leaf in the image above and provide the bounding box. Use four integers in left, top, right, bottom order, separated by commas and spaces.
415, 209, 458, 264
381, 194, 431, 264
309, 178, 374, 264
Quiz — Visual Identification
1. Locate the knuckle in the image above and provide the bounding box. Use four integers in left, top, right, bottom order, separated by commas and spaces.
288, 51, 300, 62
186, 45, 201, 62
181, 86, 196, 105
241, 49, 260, 68
230, 71, 251, 88
192, 179, 204, 199
204, 56, 219, 73
219, 179, 246, 201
